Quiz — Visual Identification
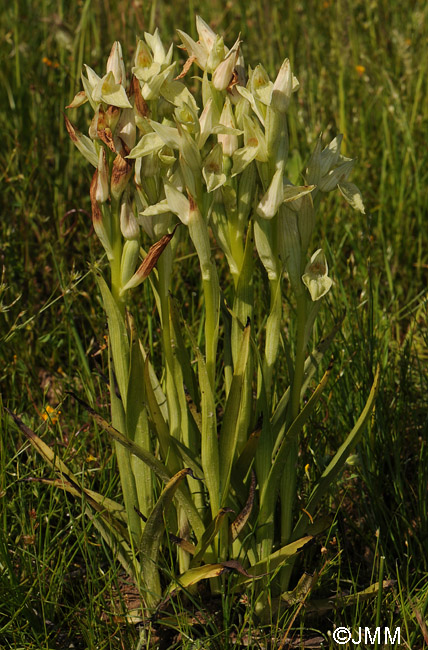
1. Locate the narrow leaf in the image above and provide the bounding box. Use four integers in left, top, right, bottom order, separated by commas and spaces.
64, 115, 98, 167
191, 507, 234, 564
120, 224, 180, 294
70, 393, 204, 540
236, 536, 313, 583
96, 274, 129, 404
219, 320, 251, 504
140, 468, 193, 608
230, 470, 256, 542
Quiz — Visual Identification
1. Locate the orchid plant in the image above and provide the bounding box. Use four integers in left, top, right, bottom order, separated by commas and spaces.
13, 17, 378, 619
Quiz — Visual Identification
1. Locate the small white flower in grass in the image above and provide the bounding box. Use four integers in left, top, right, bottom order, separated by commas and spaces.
302, 249, 333, 301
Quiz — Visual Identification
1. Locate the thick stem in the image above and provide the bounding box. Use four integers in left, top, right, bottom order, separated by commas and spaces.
289, 295, 307, 423
108, 200, 141, 544
280, 293, 307, 591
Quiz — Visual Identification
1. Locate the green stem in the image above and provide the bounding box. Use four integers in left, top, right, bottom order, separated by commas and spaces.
280, 293, 307, 591
289, 294, 307, 423
263, 276, 282, 405
107, 201, 141, 544
202, 276, 218, 389
158, 251, 181, 444
110, 201, 124, 310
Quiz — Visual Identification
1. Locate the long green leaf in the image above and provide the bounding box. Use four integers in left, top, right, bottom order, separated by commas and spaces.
143, 356, 179, 473
126, 312, 153, 521
160, 560, 252, 605
196, 345, 220, 518
219, 320, 251, 504
28, 477, 127, 523
235, 535, 313, 584
96, 273, 129, 404
70, 394, 204, 540
191, 507, 234, 565
140, 468, 193, 609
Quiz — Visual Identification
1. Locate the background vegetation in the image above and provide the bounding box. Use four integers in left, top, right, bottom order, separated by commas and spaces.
1, 0, 427, 647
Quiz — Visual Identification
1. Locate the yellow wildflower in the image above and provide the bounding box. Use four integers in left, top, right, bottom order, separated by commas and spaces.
41, 405, 61, 424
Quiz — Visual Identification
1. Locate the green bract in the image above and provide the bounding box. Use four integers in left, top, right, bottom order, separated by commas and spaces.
19, 18, 378, 622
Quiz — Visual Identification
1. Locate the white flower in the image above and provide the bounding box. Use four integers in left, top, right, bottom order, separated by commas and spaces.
302, 249, 333, 301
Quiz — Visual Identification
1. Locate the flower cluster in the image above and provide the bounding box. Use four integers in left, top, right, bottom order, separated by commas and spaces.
66, 16, 364, 302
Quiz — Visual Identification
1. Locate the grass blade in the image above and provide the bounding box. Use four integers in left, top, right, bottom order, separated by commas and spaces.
292, 365, 381, 541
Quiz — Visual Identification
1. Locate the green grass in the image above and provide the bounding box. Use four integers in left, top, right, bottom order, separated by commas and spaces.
1, 0, 427, 647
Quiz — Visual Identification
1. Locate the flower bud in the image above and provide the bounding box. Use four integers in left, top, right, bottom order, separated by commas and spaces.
95, 148, 109, 203
212, 36, 240, 91
114, 107, 136, 152
90, 168, 113, 259
111, 147, 133, 200
134, 39, 153, 77
106, 41, 126, 84
206, 34, 227, 73
271, 59, 299, 113
121, 239, 141, 288
120, 198, 140, 240
250, 64, 272, 105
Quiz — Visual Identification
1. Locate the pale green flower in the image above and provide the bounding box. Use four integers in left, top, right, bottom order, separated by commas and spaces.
202, 143, 226, 191
212, 36, 240, 90
302, 249, 333, 301
271, 58, 299, 113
